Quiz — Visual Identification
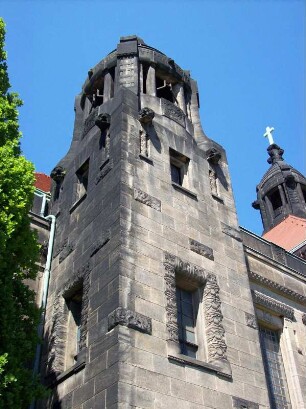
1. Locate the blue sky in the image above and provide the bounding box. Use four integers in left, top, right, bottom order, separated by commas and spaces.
1, 0, 305, 235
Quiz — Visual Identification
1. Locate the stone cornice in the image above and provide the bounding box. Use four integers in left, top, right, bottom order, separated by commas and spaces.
249, 271, 306, 305
252, 290, 295, 320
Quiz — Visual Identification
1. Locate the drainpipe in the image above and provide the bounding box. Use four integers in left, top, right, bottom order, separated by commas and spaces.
30, 214, 56, 407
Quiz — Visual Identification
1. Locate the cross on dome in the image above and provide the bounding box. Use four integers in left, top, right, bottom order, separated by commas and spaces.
264, 126, 275, 145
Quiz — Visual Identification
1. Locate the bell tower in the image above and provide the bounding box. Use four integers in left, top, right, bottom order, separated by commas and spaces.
41, 36, 272, 409
252, 136, 306, 256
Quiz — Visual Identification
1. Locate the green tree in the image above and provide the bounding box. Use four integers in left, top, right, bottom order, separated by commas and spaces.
0, 18, 43, 408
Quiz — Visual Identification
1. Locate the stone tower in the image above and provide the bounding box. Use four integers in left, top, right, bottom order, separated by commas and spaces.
42, 36, 274, 409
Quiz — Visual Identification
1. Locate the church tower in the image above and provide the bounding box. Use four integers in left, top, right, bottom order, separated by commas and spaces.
41, 36, 279, 409
252, 139, 306, 258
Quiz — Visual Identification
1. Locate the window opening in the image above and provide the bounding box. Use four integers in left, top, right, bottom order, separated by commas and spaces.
65, 288, 82, 368
156, 76, 174, 102
142, 64, 148, 94
259, 326, 291, 409
176, 287, 197, 358
76, 159, 89, 201
169, 149, 189, 187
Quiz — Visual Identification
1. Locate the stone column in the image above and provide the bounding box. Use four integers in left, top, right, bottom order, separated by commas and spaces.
146, 65, 156, 96
103, 72, 113, 102
172, 83, 186, 114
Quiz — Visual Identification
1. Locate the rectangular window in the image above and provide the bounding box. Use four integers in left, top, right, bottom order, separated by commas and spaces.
176, 287, 198, 358
65, 288, 82, 369
76, 159, 89, 201
169, 148, 189, 187
259, 326, 291, 409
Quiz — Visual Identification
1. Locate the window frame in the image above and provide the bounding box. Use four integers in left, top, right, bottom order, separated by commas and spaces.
164, 252, 231, 378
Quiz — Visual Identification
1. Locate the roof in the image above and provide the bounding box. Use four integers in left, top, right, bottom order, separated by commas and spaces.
262, 215, 306, 251
34, 172, 51, 193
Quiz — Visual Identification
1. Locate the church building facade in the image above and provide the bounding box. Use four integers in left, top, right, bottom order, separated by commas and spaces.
30, 36, 306, 409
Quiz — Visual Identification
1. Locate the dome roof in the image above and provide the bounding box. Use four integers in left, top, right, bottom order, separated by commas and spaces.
257, 144, 306, 194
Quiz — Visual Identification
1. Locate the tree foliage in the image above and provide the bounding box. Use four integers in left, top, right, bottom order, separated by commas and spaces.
0, 18, 43, 408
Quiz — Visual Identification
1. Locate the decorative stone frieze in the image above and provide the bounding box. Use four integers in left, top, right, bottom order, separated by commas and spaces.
108, 307, 152, 334
164, 253, 229, 366
138, 107, 155, 124
245, 312, 257, 329
249, 271, 306, 304
134, 188, 161, 211
189, 238, 214, 260
221, 223, 242, 242
82, 107, 98, 138
252, 290, 295, 320
95, 159, 113, 185
232, 396, 259, 409
161, 99, 185, 127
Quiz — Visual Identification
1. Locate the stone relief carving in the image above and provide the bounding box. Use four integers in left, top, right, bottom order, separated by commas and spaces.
245, 312, 258, 329
134, 188, 161, 211
164, 253, 229, 366
82, 107, 98, 138
189, 238, 214, 260
138, 107, 155, 125
118, 56, 136, 88
252, 290, 295, 320
221, 223, 242, 242
47, 262, 92, 374
206, 147, 221, 164
50, 166, 66, 182
248, 271, 306, 304
161, 99, 185, 127
209, 168, 218, 197
95, 159, 113, 185
95, 112, 111, 131
232, 396, 259, 409
108, 307, 152, 335
139, 130, 150, 157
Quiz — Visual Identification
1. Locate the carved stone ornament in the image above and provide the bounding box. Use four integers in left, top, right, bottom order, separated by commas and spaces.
134, 187, 161, 211
206, 147, 221, 164
232, 396, 259, 409
108, 307, 152, 335
248, 271, 306, 305
50, 166, 66, 183
164, 253, 229, 366
82, 107, 98, 138
189, 238, 214, 261
252, 290, 295, 320
95, 113, 111, 130
138, 107, 155, 124
245, 312, 257, 329
221, 223, 242, 242
161, 99, 185, 127
47, 262, 91, 374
